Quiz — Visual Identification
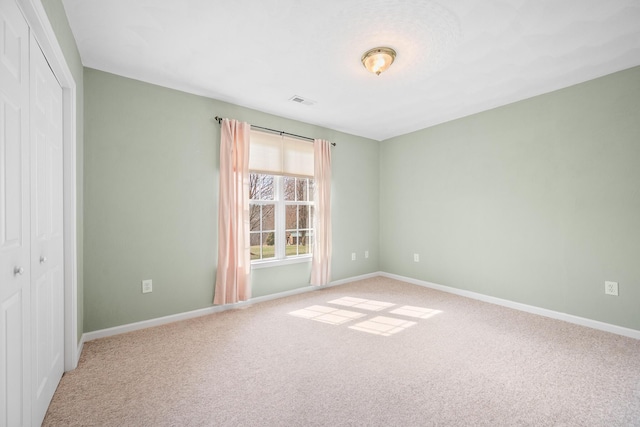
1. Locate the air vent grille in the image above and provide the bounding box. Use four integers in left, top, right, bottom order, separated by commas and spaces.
289, 95, 316, 106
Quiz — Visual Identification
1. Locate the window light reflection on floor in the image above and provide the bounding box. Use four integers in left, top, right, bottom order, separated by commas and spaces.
349, 316, 417, 336
327, 296, 395, 311
288, 305, 367, 325
288, 297, 442, 336
389, 306, 442, 319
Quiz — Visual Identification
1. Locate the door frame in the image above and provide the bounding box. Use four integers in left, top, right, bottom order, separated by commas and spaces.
16, 0, 79, 371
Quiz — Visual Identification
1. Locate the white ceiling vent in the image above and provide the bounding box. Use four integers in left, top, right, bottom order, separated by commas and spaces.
289, 95, 316, 106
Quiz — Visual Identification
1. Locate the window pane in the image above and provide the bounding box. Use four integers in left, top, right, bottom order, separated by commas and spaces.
250, 173, 274, 200
285, 204, 297, 229
297, 178, 309, 201
250, 232, 277, 261
261, 232, 275, 259
308, 179, 315, 202
298, 205, 309, 229
284, 176, 295, 201
250, 232, 261, 260
309, 205, 315, 229
286, 239, 299, 256
262, 204, 275, 230
250, 204, 261, 232
299, 232, 311, 255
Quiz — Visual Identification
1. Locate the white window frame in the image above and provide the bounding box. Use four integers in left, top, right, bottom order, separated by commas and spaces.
250, 174, 314, 269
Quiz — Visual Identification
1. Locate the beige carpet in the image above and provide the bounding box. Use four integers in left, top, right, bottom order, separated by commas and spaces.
44, 277, 640, 426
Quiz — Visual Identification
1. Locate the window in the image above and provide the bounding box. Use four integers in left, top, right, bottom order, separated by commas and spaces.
249, 130, 314, 266
250, 174, 314, 264
249, 174, 276, 261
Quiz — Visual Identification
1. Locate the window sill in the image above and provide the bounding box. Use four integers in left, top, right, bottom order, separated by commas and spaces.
251, 255, 312, 269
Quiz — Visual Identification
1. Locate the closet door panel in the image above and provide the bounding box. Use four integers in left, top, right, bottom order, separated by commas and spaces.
30, 33, 64, 427
0, 0, 31, 425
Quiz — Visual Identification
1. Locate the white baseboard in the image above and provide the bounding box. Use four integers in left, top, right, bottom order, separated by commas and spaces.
80, 270, 639, 345
380, 272, 640, 340
328, 271, 381, 287
83, 305, 226, 342
81, 272, 379, 343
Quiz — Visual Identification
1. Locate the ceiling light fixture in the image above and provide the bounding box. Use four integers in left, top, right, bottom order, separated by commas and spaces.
361, 47, 396, 76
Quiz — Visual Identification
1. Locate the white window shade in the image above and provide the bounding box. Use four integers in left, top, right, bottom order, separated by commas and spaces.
249, 130, 314, 177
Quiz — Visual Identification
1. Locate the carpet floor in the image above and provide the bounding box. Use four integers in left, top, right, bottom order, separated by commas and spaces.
43, 277, 640, 426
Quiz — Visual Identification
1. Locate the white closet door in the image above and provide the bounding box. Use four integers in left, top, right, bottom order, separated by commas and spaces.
30, 33, 64, 427
0, 0, 31, 425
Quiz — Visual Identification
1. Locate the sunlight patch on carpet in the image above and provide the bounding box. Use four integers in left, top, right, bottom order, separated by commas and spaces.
288, 298, 441, 334
288, 305, 367, 325
389, 306, 442, 319
349, 316, 417, 336
327, 296, 395, 311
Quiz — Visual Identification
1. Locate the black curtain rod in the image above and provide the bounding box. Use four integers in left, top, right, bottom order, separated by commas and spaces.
214, 116, 336, 146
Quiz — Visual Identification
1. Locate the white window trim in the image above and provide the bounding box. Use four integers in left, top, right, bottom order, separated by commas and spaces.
251, 254, 312, 269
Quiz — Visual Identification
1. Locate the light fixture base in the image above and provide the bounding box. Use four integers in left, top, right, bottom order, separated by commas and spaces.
361, 47, 396, 76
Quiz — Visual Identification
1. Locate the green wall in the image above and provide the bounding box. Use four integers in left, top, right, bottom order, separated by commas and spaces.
41, 0, 84, 341
380, 66, 640, 330
83, 68, 380, 332
85, 65, 640, 333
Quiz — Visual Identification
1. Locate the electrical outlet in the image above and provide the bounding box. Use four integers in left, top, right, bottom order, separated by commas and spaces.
365, 250, 369, 259
351, 253, 356, 261
414, 253, 420, 262
604, 281, 618, 296
142, 279, 153, 294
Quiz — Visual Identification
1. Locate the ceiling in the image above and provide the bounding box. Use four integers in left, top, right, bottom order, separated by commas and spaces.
61, 0, 640, 141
